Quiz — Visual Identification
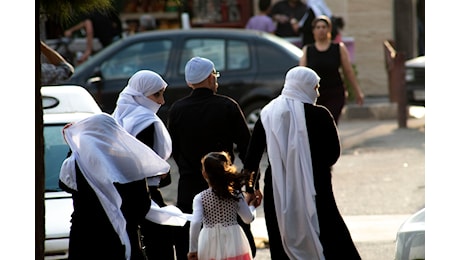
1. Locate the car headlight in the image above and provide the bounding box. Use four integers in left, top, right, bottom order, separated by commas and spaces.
405, 68, 415, 82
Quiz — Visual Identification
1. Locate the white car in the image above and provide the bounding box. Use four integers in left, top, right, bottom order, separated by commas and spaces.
41, 85, 102, 259
394, 207, 425, 260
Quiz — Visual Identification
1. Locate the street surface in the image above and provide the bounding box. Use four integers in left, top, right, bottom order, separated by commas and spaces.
161, 115, 425, 260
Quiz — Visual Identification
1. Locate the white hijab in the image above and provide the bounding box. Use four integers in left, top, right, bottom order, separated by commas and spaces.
112, 70, 172, 160
59, 113, 170, 260
260, 66, 325, 259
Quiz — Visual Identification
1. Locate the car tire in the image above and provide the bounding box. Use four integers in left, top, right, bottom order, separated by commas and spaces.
242, 101, 268, 132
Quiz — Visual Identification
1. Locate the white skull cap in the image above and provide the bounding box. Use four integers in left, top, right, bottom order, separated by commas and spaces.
185, 56, 215, 84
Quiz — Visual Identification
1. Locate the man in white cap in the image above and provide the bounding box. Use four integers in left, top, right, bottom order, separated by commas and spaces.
167, 56, 257, 260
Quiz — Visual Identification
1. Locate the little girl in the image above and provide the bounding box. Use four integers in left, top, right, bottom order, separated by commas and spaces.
187, 151, 259, 260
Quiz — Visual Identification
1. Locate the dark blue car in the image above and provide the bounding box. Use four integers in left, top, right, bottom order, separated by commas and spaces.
64, 28, 303, 129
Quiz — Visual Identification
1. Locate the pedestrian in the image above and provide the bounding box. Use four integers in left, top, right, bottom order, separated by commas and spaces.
299, 15, 364, 124
40, 40, 74, 85
298, 0, 333, 46
112, 70, 176, 259
187, 151, 260, 260
64, 9, 122, 64
167, 56, 257, 260
243, 66, 361, 259
245, 0, 276, 33
269, 0, 307, 39
58, 113, 177, 260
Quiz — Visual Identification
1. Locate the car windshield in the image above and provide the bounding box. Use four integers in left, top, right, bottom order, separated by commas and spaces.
44, 124, 69, 192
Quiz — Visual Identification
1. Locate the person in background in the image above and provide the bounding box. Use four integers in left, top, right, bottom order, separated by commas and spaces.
64, 9, 122, 64
138, 14, 156, 32
299, 0, 333, 46
112, 70, 176, 259
243, 66, 361, 259
187, 151, 260, 260
59, 113, 172, 260
269, 0, 307, 39
167, 56, 257, 260
245, 0, 276, 33
40, 40, 74, 85
331, 16, 345, 43
299, 15, 364, 124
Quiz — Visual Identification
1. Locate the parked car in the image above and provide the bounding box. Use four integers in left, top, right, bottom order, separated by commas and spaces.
405, 56, 425, 107
394, 207, 425, 260
64, 28, 303, 129
41, 85, 102, 259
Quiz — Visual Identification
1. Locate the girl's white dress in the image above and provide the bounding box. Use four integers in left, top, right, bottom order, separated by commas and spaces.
189, 188, 256, 260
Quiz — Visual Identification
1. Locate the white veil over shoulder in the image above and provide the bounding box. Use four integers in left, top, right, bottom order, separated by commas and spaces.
260, 66, 325, 260
59, 113, 171, 259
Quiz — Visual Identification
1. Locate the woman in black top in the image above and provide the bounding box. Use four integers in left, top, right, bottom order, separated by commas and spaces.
300, 15, 364, 123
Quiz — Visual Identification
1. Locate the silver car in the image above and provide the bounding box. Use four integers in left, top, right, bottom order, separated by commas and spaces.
41, 85, 102, 259
394, 207, 425, 260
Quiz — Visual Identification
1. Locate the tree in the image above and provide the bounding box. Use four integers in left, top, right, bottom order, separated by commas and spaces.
37, 1, 114, 259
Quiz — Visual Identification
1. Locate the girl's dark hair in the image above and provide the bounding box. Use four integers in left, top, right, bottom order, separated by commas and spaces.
201, 151, 250, 201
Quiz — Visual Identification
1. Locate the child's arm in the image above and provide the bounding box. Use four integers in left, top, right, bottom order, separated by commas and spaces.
238, 193, 257, 224
189, 194, 203, 257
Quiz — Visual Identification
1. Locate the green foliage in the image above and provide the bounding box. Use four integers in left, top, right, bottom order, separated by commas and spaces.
342, 64, 358, 102
40, 0, 115, 25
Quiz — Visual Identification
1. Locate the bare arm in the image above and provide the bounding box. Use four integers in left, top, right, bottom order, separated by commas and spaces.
299, 45, 308, 66
339, 42, 364, 105
40, 41, 72, 68
65, 19, 94, 64
64, 21, 86, 37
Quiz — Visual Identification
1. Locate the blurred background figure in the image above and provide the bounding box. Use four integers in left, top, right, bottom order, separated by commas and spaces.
139, 14, 157, 32
269, 0, 307, 39
331, 16, 345, 43
40, 40, 74, 85
64, 9, 122, 64
245, 0, 276, 33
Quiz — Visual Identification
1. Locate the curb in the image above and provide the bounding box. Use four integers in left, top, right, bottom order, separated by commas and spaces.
341, 97, 398, 121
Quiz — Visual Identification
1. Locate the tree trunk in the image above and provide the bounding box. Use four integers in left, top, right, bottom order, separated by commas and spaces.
36, 9, 45, 260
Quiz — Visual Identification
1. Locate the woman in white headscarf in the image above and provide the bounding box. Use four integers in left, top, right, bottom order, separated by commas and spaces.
59, 113, 172, 260
112, 70, 176, 259
243, 66, 361, 259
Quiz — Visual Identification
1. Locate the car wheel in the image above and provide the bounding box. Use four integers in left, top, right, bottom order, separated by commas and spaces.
243, 101, 267, 132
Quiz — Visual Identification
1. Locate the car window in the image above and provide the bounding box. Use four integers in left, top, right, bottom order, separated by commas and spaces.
100, 39, 172, 79
227, 40, 250, 70
179, 38, 250, 74
44, 124, 69, 192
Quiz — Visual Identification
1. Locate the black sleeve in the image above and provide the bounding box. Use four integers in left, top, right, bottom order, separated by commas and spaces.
232, 102, 251, 163
306, 104, 341, 167
136, 123, 155, 149
243, 118, 266, 192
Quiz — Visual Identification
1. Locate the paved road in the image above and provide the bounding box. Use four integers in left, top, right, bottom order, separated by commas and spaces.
161, 114, 425, 260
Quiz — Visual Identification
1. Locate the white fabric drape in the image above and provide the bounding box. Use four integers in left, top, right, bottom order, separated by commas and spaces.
260, 66, 325, 260
59, 113, 171, 259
